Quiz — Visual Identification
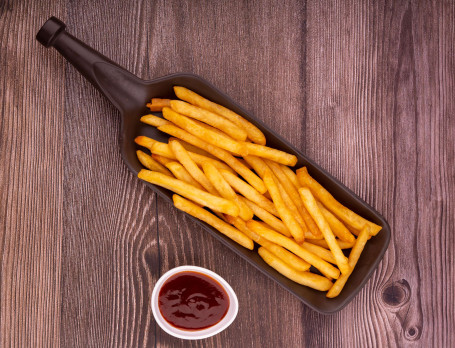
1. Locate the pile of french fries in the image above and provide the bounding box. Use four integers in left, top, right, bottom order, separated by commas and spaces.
136, 87, 382, 297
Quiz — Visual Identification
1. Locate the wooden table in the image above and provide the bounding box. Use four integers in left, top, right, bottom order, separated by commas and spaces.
1, 0, 454, 347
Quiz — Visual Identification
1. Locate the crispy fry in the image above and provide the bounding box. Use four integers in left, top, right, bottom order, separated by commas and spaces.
318, 202, 356, 243
243, 143, 297, 166
169, 139, 218, 195
327, 226, 370, 298
151, 154, 173, 166
140, 114, 171, 127
258, 247, 332, 291
164, 162, 204, 190
296, 167, 382, 235
163, 107, 248, 156
170, 100, 248, 141
203, 162, 253, 221
136, 150, 172, 176
138, 170, 239, 216
301, 242, 336, 264
158, 124, 266, 193
263, 170, 305, 243
174, 86, 266, 145
220, 169, 278, 216
299, 187, 350, 274
246, 220, 340, 279
168, 137, 216, 159
306, 238, 355, 250
135, 135, 156, 150
146, 98, 171, 111
173, 195, 253, 250
243, 155, 268, 178
281, 165, 300, 189
240, 197, 292, 237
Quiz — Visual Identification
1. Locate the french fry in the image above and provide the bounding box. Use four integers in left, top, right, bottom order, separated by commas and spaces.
281, 165, 300, 189
317, 202, 355, 243
301, 242, 336, 264
296, 167, 382, 235
327, 226, 370, 298
151, 154, 173, 166
136, 150, 172, 176
164, 162, 204, 190
263, 170, 305, 243
169, 139, 218, 195
174, 86, 266, 145
158, 124, 267, 193
170, 100, 248, 141
258, 247, 333, 291
150, 141, 235, 174
140, 114, 171, 127
163, 107, 248, 156
138, 170, 239, 216
173, 195, 253, 250
266, 159, 321, 238
299, 187, 350, 274
168, 137, 216, 159
146, 98, 171, 111
203, 162, 253, 221
220, 169, 278, 216
243, 155, 268, 178
240, 197, 292, 237
306, 238, 355, 250
135, 135, 157, 150
243, 143, 297, 166
246, 220, 340, 279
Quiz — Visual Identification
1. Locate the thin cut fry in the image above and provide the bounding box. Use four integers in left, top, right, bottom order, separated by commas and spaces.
327, 226, 370, 298
296, 167, 382, 235
135, 135, 157, 150
263, 170, 305, 243
281, 165, 300, 189
246, 220, 340, 279
318, 202, 356, 243
136, 150, 172, 176
243, 155, 268, 178
220, 169, 278, 216
225, 215, 310, 271
140, 115, 171, 127
299, 187, 350, 274
203, 162, 253, 221
306, 238, 355, 250
158, 124, 266, 193
169, 139, 218, 195
168, 137, 216, 159
138, 170, 239, 216
151, 154, 173, 166
165, 162, 204, 190
174, 86, 266, 145
146, 98, 171, 111
243, 143, 297, 166
173, 195, 253, 250
301, 242, 336, 264
163, 107, 248, 156
170, 100, 248, 141
258, 247, 333, 291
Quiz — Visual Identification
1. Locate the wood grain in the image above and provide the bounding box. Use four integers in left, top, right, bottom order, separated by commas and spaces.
0, 0, 454, 347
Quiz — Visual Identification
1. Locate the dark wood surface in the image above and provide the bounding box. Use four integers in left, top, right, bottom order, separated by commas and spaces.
1, 0, 454, 346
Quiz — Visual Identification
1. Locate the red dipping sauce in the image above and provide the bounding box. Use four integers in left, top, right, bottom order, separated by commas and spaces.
158, 271, 229, 330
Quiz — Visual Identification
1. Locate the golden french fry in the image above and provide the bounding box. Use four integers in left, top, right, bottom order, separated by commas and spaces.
327, 226, 370, 298
301, 242, 336, 264
134, 135, 156, 150
164, 162, 204, 190
220, 169, 278, 216
168, 137, 216, 159
226, 216, 311, 271
202, 162, 253, 221
140, 114, 171, 127
174, 86, 266, 145
150, 141, 235, 174
146, 98, 171, 111
170, 100, 248, 141
158, 124, 266, 193
317, 202, 356, 243
138, 170, 239, 216
299, 187, 350, 274
258, 247, 333, 291
151, 154, 173, 166
240, 197, 292, 237
136, 150, 172, 176
246, 220, 340, 279
263, 170, 305, 243
243, 155, 268, 178
306, 238, 355, 250
169, 139, 218, 195
173, 195, 253, 250
296, 167, 382, 235
163, 107, 248, 156
243, 143, 297, 166
281, 165, 300, 189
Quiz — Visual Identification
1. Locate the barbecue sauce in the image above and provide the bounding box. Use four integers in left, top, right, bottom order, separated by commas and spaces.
158, 271, 229, 330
